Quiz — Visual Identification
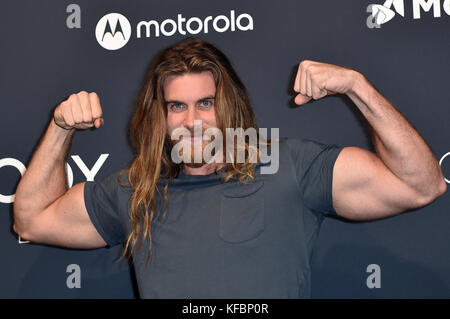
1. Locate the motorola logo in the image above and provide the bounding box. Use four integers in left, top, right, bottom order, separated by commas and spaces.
367, 0, 404, 27
367, 0, 450, 28
95, 10, 253, 50
95, 13, 132, 50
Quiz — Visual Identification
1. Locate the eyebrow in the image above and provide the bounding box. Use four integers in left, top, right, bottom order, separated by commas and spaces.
165, 96, 215, 105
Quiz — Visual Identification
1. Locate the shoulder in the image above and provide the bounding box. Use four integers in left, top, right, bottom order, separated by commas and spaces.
284, 136, 329, 151
283, 136, 344, 157
85, 169, 133, 196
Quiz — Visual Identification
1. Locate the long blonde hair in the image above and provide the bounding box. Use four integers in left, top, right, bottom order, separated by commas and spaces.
119, 38, 261, 266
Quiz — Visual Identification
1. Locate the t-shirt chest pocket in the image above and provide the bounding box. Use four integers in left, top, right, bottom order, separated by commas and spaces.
219, 180, 265, 243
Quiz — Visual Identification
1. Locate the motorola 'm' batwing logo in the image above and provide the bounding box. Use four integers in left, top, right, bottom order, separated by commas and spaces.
367, 0, 450, 28
95, 13, 132, 50
369, 0, 405, 25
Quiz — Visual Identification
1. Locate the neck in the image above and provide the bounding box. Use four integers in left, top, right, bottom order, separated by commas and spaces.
182, 162, 225, 175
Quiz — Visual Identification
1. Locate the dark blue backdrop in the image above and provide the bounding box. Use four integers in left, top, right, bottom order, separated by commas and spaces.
1, 0, 449, 298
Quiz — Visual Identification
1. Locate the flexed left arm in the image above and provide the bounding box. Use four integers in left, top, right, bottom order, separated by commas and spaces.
293, 60, 446, 220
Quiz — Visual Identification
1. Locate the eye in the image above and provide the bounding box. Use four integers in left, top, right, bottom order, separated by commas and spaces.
168, 103, 186, 113
198, 99, 214, 110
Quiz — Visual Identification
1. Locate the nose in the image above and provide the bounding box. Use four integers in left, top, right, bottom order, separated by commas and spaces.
183, 105, 197, 130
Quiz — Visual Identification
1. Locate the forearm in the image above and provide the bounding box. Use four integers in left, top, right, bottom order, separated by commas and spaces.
14, 120, 75, 228
346, 72, 446, 198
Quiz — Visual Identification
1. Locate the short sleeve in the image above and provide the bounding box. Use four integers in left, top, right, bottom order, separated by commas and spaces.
83, 171, 131, 247
286, 138, 344, 216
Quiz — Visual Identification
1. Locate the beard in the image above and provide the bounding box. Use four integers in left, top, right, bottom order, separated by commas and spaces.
167, 125, 222, 166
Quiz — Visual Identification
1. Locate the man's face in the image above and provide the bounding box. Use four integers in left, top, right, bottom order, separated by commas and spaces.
164, 71, 218, 166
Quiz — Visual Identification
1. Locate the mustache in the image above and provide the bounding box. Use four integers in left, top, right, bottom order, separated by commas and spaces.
167, 126, 219, 142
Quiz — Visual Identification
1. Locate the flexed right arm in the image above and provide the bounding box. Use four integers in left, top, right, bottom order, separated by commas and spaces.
13, 91, 107, 249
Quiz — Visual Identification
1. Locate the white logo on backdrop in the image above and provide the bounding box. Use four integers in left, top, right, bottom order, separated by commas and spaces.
95, 10, 254, 50
136, 10, 253, 38
95, 13, 132, 50
439, 152, 450, 184
368, 0, 405, 26
367, 0, 450, 28
1, 155, 109, 244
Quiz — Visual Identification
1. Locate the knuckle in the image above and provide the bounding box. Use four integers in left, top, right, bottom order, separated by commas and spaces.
64, 114, 73, 125
57, 101, 67, 110
90, 92, 101, 105
83, 105, 92, 114
89, 92, 99, 100
62, 103, 72, 114
83, 113, 92, 122
68, 95, 78, 107
94, 108, 103, 118
78, 91, 89, 99
94, 111, 103, 119
71, 108, 81, 120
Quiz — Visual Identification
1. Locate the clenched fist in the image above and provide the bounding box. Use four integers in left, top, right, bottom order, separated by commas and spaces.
54, 91, 104, 130
293, 60, 360, 105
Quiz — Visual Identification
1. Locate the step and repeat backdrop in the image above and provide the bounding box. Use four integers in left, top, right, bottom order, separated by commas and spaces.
1, 0, 450, 298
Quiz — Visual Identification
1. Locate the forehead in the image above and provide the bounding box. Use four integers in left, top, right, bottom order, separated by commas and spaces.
163, 71, 216, 101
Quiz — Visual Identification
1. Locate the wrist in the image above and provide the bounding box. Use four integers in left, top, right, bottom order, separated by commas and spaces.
52, 116, 75, 131
49, 117, 76, 141
346, 70, 367, 97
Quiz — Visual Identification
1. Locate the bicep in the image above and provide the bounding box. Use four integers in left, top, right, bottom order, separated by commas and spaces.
23, 182, 107, 249
332, 147, 425, 220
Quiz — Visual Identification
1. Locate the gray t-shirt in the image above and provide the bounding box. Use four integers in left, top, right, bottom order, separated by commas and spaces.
84, 137, 344, 298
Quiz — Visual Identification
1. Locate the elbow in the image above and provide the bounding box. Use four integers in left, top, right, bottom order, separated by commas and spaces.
13, 222, 31, 242
432, 177, 447, 200
12, 204, 24, 235
417, 179, 447, 207
438, 179, 447, 195
12, 207, 33, 242
435, 168, 448, 197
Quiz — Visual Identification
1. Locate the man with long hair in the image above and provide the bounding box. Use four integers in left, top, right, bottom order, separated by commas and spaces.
13, 38, 446, 298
